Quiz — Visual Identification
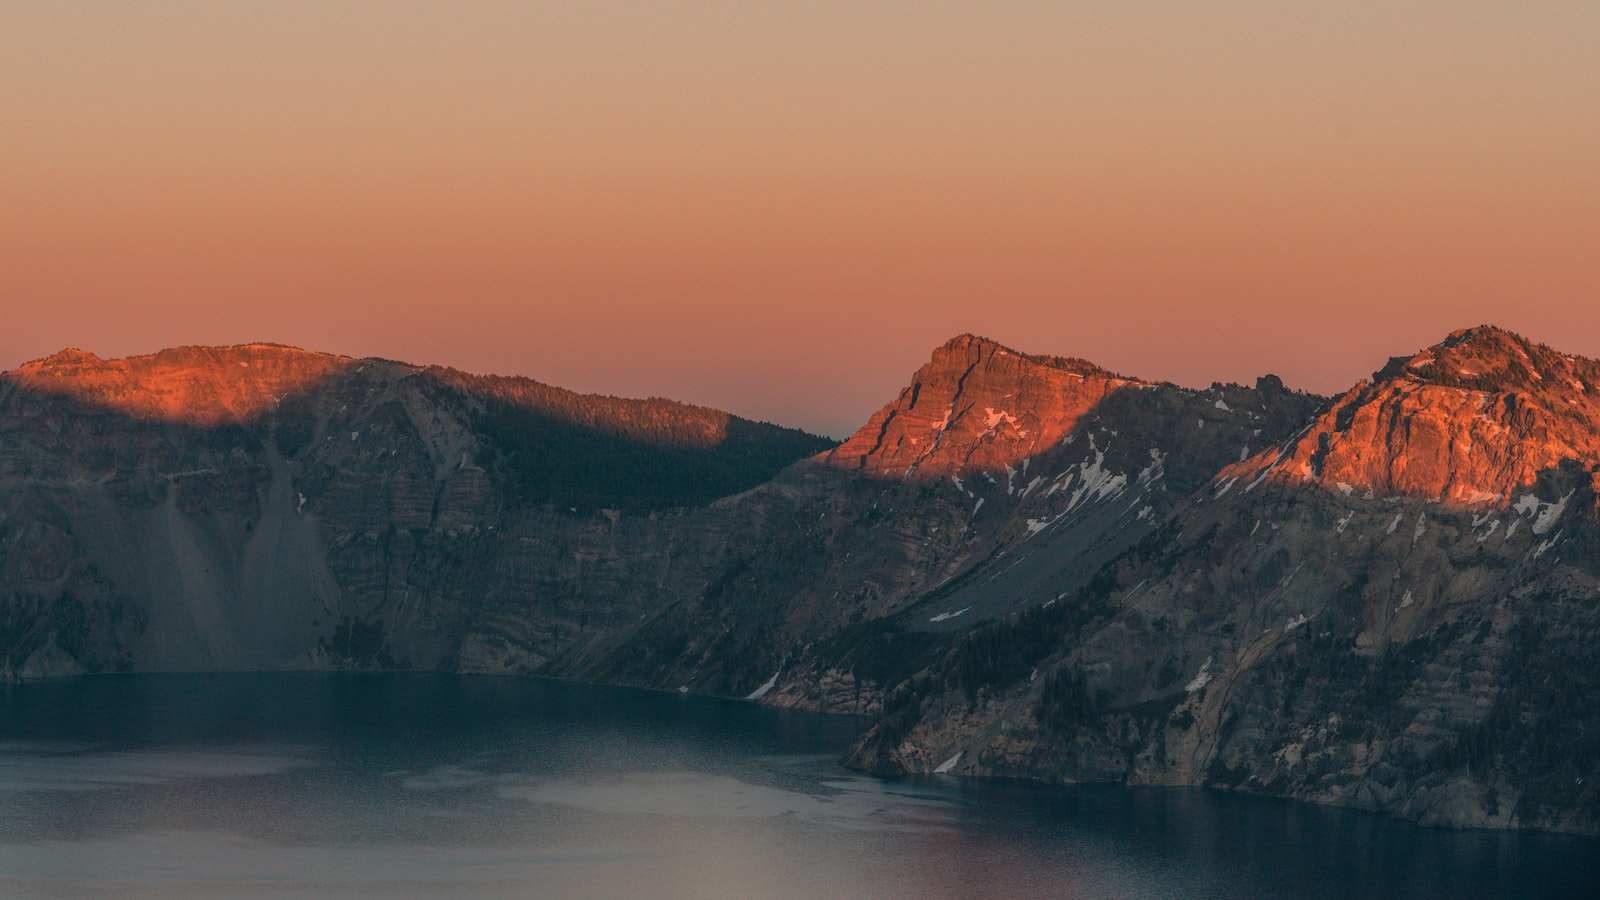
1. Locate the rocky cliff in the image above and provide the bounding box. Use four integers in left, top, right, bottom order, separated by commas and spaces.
3, 327, 1597, 835
0, 344, 832, 680
847, 326, 1600, 835
575, 335, 1321, 713
1221, 325, 1600, 504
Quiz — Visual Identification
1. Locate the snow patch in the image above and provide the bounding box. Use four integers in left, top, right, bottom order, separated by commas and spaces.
1386, 513, 1404, 535
1185, 657, 1214, 693
1412, 514, 1427, 545
934, 753, 962, 774
1400, 590, 1414, 609
1284, 614, 1309, 632
1245, 447, 1292, 493
929, 607, 971, 623
1239, 445, 1251, 462
1214, 399, 1231, 411
1534, 531, 1562, 559
1335, 512, 1354, 534
296, 493, 306, 515
745, 671, 780, 701
1136, 449, 1167, 487
1065, 448, 1128, 513
983, 408, 1017, 431
1514, 490, 1574, 536
1533, 491, 1574, 536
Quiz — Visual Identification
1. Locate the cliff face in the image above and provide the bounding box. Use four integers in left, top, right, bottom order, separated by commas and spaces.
1222, 326, 1600, 504
9, 345, 358, 425
848, 327, 1600, 835
0, 346, 831, 680
824, 335, 1140, 480
574, 337, 1322, 714
5, 328, 1599, 836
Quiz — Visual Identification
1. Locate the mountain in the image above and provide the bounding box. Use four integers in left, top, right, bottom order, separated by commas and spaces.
823, 334, 1140, 480
570, 334, 1321, 710
846, 326, 1600, 834
1221, 325, 1600, 504
2, 326, 1597, 835
0, 344, 832, 678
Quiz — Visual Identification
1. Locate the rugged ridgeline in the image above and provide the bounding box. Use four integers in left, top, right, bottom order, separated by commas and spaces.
847, 327, 1600, 834
3, 327, 1598, 835
0, 335, 1321, 697
0, 344, 834, 679
580, 334, 1323, 712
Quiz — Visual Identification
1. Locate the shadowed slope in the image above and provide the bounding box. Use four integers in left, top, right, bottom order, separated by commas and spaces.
3, 345, 836, 513
847, 326, 1600, 836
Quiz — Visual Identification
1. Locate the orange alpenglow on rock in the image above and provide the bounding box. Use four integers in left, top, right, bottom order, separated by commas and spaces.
1217, 326, 1600, 506
824, 333, 1143, 480
7, 344, 360, 426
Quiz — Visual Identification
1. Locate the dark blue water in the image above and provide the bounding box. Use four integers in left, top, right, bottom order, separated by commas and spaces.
0, 673, 1594, 898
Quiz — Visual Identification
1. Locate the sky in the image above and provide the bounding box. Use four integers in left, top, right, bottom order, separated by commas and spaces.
2, 2, 1596, 437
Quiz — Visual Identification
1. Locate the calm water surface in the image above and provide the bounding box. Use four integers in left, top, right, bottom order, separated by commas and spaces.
0, 673, 1594, 898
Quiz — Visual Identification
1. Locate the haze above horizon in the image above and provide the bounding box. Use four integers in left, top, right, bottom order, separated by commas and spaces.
3, 2, 1596, 437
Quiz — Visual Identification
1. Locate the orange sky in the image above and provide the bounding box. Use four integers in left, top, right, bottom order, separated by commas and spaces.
3, 2, 1596, 436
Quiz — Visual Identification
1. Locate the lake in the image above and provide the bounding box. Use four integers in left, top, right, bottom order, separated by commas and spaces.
0, 673, 1594, 898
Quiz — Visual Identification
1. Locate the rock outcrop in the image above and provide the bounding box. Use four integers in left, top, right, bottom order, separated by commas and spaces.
847, 327, 1600, 836
4, 326, 1599, 836
0, 345, 832, 679
825, 335, 1140, 479
1222, 325, 1600, 504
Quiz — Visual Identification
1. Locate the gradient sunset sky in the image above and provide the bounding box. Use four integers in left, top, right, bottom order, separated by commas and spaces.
3, 2, 1596, 436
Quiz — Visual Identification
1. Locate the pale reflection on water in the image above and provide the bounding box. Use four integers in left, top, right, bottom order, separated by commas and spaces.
0, 745, 313, 792
0, 673, 1594, 899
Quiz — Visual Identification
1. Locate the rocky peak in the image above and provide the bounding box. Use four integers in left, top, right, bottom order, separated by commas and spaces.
5, 343, 361, 426
824, 334, 1142, 480
1220, 326, 1600, 505
1373, 325, 1596, 399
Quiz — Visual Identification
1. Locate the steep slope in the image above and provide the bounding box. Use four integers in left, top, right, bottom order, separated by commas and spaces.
824, 334, 1139, 479
8, 344, 356, 425
1221, 325, 1600, 504
849, 326, 1600, 835
578, 335, 1323, 713
0, 345, 832, 678
9, 328, 1597, 835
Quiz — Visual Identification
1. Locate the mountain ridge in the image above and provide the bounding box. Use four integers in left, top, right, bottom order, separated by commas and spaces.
1217, 324, 1600, 508
3, 324, 1598, 834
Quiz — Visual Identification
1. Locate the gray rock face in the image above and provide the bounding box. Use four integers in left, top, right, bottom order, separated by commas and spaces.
0, 345, 831, 681
847, 330, 1600, 836
4, 329, 1597, 836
